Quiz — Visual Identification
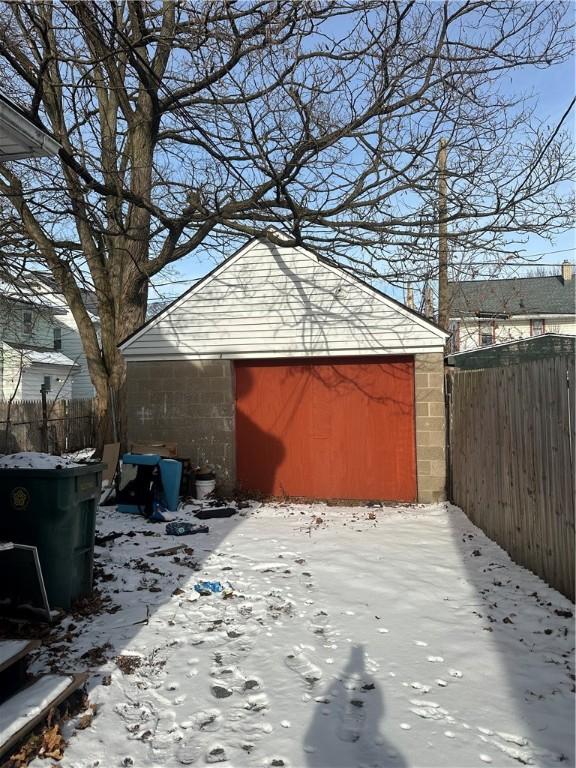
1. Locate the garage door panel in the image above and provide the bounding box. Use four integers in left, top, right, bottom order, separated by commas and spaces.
235, 357, 416, 501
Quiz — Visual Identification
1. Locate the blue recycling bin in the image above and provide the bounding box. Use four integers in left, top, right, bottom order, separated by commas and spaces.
159, 459, 181, 512
117, 454, 182, 514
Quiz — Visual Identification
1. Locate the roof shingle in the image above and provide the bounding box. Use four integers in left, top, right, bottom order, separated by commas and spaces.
448, 275, 575, 317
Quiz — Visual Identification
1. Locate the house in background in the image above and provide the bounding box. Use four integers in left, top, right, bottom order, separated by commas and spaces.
0, 275, 96, 400
120, 235, 449, 503
447, 260, 576, 352
0, 95, 93, 401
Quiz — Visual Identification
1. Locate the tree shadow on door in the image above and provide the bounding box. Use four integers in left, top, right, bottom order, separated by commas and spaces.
235, 364, 286, 496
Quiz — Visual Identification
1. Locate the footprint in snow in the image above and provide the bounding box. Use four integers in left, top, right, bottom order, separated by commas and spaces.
285, 647, 323, 685
114, 700, 155, 727
227, 711, 274, 740
410, 700, 449, 721
484, 734, 536, 765
149, 711, 179, 762
309, 611, 338, 648
209, 663, 260, 698
205, 744, 228, 764
188, 708, 223, 733
211, 683, 234, 699
244, 692, 269, 713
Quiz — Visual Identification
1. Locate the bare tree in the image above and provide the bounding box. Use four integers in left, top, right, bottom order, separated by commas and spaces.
0, 1, 573, 444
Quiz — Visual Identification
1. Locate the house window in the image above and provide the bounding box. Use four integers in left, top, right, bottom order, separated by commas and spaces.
43, 375, 51, 391
530, 319, 545, 336
23, 310, 33, 335
53, 327, 62, 350
479, 321, 495, 347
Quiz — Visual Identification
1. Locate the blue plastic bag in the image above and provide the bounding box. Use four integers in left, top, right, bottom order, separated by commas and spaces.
194, 581, 223, 595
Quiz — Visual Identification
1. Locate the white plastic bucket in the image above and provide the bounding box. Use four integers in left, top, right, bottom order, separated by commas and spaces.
196, 478, 216, 499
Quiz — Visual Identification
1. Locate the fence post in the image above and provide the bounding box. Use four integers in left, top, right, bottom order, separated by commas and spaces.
444, 369, 453, 501
40, 384, 49, 453
63, 399, 69, 453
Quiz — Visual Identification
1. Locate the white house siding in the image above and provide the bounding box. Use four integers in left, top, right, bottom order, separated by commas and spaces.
56, 317, 95, 398
0, 303, 58, 350
455, 315, 576, 352
20, 364, 74, 400
0, 344, 24, 400
122, 239, 446, 360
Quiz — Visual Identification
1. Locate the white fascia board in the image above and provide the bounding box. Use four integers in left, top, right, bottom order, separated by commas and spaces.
295, 245, 449, 341
124, 345, 447, 363
0, 100, 60, 159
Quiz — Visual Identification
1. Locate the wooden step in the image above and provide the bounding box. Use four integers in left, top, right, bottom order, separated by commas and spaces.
0, 639, 41, 704
0, 673, 86, 759
0, 639, 40, 674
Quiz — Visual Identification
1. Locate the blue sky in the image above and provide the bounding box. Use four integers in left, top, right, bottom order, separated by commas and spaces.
152, 33, 575, 303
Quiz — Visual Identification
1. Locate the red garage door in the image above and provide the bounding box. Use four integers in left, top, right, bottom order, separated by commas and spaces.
235, 357, 416, 501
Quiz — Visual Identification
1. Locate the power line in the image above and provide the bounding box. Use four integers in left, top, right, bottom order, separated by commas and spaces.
149, 260, 574, 290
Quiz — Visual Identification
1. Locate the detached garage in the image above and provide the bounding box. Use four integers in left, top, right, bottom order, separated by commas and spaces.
120, 235, 448, 503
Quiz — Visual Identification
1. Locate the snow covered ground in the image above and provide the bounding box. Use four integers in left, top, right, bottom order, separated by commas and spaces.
29, 502, 574, 768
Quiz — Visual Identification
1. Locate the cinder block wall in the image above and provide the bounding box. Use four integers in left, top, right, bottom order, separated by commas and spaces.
414, 352, 446, 503
126, 360, 235, 486
126, 354, 446, 503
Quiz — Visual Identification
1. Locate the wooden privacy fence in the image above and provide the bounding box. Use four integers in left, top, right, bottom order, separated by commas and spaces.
0, 398, 96, 455
448, 355, 575, 601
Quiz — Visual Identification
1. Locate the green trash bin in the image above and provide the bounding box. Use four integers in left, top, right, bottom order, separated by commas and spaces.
0, 463, 104, 610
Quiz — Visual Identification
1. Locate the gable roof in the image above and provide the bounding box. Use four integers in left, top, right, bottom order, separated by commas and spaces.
1, 342, 79, 369
448, 274, 576, 318
120, 237, 447, 360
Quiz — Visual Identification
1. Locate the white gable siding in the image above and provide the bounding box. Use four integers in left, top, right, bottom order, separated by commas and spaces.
122, 240, 446, 360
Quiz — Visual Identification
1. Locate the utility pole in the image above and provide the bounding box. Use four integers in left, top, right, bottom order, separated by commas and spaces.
437, 138, 449, 328
405, 285, 415, 309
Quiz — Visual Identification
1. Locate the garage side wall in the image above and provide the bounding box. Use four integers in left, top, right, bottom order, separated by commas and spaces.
126, 360, 235, 486
414, 353, 446, 503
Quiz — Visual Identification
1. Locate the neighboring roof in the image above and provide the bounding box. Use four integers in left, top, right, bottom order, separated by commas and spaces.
0, 278, 68, 314
23, 348, 79, 368
448, 274, 576, 318
0, 93, 60, 161
120, 237, 448, 360
446, 333, 576, 370
1, 342, 79, 368
0, 272, 98, 329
